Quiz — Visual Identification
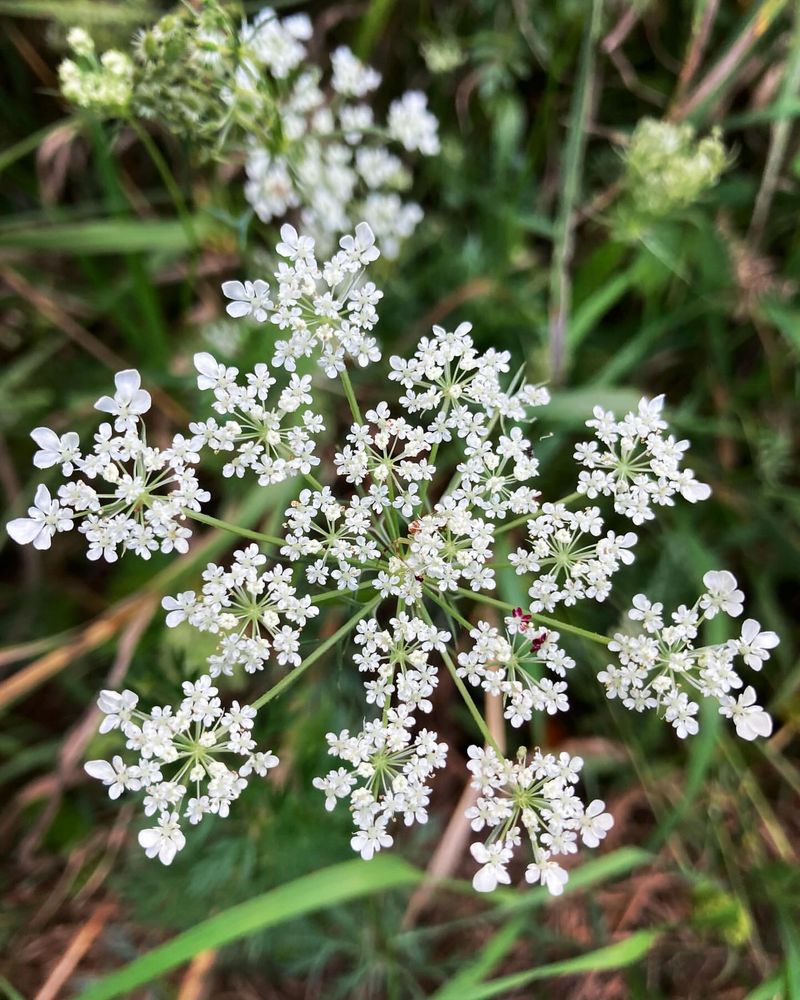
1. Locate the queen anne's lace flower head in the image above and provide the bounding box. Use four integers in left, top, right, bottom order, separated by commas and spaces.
509, 504, 637, 612
458, 614, 574, 728
223, 223, 382, 379
575, 394, 711, 524
162, 545, 318, 677
8, 220, 777, 878
191, 351, 323, 483
314, 615, 449, 857
240, 29, 438, 256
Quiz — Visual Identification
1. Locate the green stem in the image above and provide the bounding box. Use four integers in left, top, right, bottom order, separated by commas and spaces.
340, 367, 364, 425
455, 588, 610, 646
417, 603, 503, 755
419, 400, 449, 510
311, 584, 377, 604
304, 472, 324, 491
187, 510, 285, 548
547, 0, 602, 383
253, 596, 381, 709
424, 585, 473, 631
130, 119, 196, 249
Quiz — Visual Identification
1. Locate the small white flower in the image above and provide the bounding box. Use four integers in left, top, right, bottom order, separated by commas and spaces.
31, 427, 81, 475
721, 686, 772, 741
221, 279, 272, 322
735, 618, 779, 670
96, 689, 138, 733
276, 223, 315, 262
85, 755, 140, 799
351, 821, 393, 860
579, 799, 614, 848
162, 592, 197, 628
702, 570, 744, 618
338, 222, 380, 267
470, 840, 512, 893
525, 853, 569, 895
94, 369, 151, 432
138, 812, 186, 865
388, 91, 440, 155
6, 484, 71, 550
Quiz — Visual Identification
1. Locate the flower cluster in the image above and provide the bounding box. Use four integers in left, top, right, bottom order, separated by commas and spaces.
405, 504, 497, 594
315, 714, 448, 861
334, 402, 435, 515
602, 570, 778, 740
353, 613, 450, 713
59, 28, 133, 115
85, 678, 278, 864
7, 221, 778, 879
574, 394, 710, 524
224, 222, 382, 379
388, 322, 550, 438
509, 504, 637, 611
7, 370, 207, 562
281, 486, 381, 593
622, 118, 729, 220
314, 614, 449, 858
59, 4, 438, 258
191, 351, 323, 484
162, 545, 318, 677
241, 26, 439, 256
466, 746, 613, 894
458, 614, 574, 727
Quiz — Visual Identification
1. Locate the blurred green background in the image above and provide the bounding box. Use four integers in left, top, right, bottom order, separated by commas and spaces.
1, 1, 799, 997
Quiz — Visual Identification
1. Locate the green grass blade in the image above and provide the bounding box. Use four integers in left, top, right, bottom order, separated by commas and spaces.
444, 929, 661, 1000
75, 857, 423, 1000
547, 0, 603, 382
433, 916, 527, 1000
648, 697, 720, 848
0, 0, 153, 20
0, 976, 26, 1000
0, 217, 211, 254
544, 388, 642, 426
745, 970, 790, 1000
433, 848, 652, 998
489, 846, 652, 912
781, 911, 800, 1000
569, 266, 638, 351
355, 0, 397, 59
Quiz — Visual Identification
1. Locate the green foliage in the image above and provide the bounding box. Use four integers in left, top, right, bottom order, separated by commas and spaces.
76, 857, 423, 1000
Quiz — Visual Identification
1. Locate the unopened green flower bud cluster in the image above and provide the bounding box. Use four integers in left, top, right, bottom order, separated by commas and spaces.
623, 117, 729, 219
130, 4, 238, 146
59, 6, 242, 149
59, 27, 134, 116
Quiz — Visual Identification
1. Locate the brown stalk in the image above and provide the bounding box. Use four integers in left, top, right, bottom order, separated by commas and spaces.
17, 598, 157, 862
670, 0, 722, 112
177, 950, 219, 1000
0, 593, 157, 712
33, 901, 117, 1000
670, 0, 789, 121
